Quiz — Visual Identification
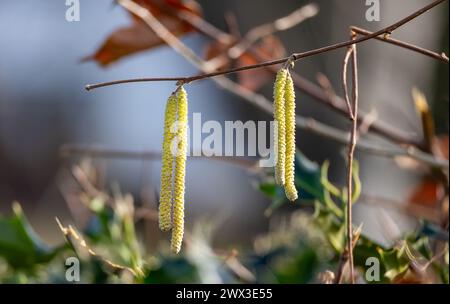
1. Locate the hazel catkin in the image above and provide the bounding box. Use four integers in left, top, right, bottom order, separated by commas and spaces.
171, 86, 188, 254
158, 93, 178, 231
273, 68, 288, 185
283, 71, 298, 201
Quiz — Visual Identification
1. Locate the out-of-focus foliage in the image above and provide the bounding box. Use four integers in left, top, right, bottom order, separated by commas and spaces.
0, 152, 447, 284
0, 203, 63, 270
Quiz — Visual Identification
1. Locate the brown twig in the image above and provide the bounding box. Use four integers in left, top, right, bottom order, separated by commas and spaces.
60, 144, 259, 171
206, 3, 319, 72
342, 47, 355, 120
351, 26, 449, 63
356, 109, 378, 138
86, 0, 448, 91
178, 11, 234, 46
346, 33, 359, 284
334, 224, 362, 283
56, 218, 141, 277
227, 3, 319, 59
336, 32, 360, 284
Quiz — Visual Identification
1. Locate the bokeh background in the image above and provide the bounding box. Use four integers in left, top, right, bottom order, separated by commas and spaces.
0, 0, 448, 251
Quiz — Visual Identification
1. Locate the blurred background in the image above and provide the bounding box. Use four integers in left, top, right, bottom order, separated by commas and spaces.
0, 0, 448, 257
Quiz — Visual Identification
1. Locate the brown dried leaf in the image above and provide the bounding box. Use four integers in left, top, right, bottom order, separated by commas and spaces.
84, 0, 202, 66
408, 178, 441, 208
236, 35, 286, 91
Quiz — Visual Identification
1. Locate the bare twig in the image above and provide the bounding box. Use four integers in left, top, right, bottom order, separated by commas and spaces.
351, 26, 449, 63
205, 3, 319, 72
86, 0, 448, 91
342, 47, 355, 120
334, 224, 362, 283
116, 0, 213, 72
60, 144, 259, 171
227, 4, 319, 59
178, 11, 234, 46
341, 32, 359, 284
56, 218, 141, 277
224, 11, 242, 39
356, 109, 378, 138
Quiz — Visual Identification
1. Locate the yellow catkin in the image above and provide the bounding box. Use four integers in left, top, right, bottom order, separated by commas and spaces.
159, 94, 178, 231
273, 68, 288, 185
284, 72, 298, 201
171, 86, 188, 254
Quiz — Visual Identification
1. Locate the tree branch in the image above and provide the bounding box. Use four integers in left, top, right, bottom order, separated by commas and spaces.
351, 26, 449, 63
85, 0, 448, 170
86, 0, 448, 91
345, 33, 359, 284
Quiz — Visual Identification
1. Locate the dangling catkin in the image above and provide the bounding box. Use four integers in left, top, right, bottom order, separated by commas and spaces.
273, 68, 288, 185
284, 71, 298, 201
171, 86, 188, 254
159, 93, 177, 231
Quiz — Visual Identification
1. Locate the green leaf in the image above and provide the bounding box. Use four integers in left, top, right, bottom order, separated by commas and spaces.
378, 244, 410, 281
294, 150, 325, 202
144, 256, 200, 284
351, 160, 362, 203
320, 161, 343, 218
0, 203, 59, 269
272, 245, 319, 283
259, 183, 288, 216
313, 202, 345, 253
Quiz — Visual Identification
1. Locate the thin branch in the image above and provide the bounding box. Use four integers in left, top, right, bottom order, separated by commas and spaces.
56, 218, 140, 277
178, 11, 234, 46
342, 47, 355, 120
351, 26, 449, 63
86, 77, 187, 91
356, 109, 378, 138
334, 224, 362, 284
60, 144, 259, 171
227, 3, 319, 59
116, 0, 212, 72
345, 34, 359, 284
86, 0, 448, 91
204, 3, 319, 72
224, 11, 242, 39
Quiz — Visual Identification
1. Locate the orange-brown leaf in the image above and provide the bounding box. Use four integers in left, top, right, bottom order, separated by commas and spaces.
237, 35, 286, 91
85, 0, 202, 66
408, 178, 441, 207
